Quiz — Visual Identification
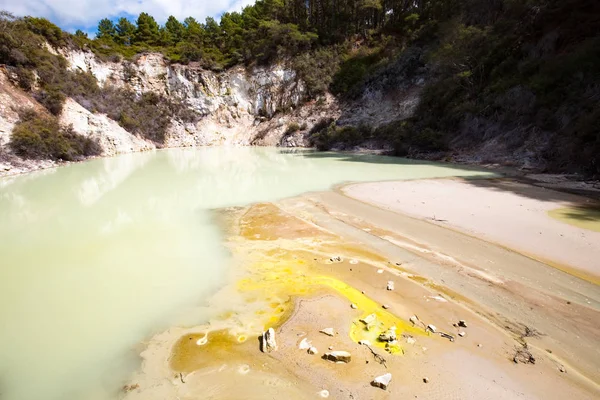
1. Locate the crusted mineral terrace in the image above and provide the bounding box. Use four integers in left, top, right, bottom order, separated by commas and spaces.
120, 185, 600, 400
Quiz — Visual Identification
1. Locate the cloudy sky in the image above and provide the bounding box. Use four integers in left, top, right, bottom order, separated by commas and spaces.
0, 0, 256, 34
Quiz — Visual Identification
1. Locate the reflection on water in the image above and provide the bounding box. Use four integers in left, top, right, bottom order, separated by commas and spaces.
0, 147, 493, 400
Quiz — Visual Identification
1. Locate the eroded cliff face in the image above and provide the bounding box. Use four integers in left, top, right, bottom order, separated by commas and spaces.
0, 48, 421, 177
61, 51, 309, 146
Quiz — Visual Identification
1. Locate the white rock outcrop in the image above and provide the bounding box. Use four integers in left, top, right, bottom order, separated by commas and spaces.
60, 98, 155, 156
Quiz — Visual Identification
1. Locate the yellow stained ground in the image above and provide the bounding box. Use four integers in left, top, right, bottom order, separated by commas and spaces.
170, 203, 422, 374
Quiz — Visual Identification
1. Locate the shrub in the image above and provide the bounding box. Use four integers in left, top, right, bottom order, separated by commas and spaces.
9, 110, 101, 160
285, 122, 300, 135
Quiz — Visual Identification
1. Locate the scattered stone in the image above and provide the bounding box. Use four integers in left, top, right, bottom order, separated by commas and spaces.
371, 373, 392, 390
406, 336, 416, 345
423, 377, 429, 383
513, 345, 536, 364
360, 313, 377, 325
409, 315, 420, 325
123, 383, 140, 392
377, 269, 384, 274
351, 303, 358, 309
358, 339, 371, 346
261, 328, 277, 353
458, 331, 466, 337
426, 324, 437, 333
308, 347, 319, 355
477, 344, 483, 348
439, 332, 455, 342
329, 256, 342, 263
320, 328, 335, 337
458, 320, 468, 328
196, 335, 208, 346
324, 351, 352, 363
299, 338, 312, 350
318, 389, 330, 398
385, 341, 402, 354
382, 304, 390, 309
429, 295, 447, 302
386, 281, 395, 291
328, 346, 334, 350
559, 366, 566, 373
379, 327, 397, 342
237, 364, 250, 375
361, 290, 365, 294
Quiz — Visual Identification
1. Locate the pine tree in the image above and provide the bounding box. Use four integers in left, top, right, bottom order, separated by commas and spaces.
165, 16, 184, 45
97, 18, 116, 40
115, 18, 136, 45
134, 12, 159, 45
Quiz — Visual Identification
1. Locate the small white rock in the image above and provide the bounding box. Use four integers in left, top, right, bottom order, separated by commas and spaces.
409, 315, 419, 325
477, 344, 483, 348
358, 340, 371, 346
318, 389, 329, 398
382, 304, 390, 309
350, 303, 358, 309
426, 324, 437, 333
423, 377, 429, 383
320, 328, 335, 337
261, 328, 277, 353
386, 281, 395, 291
308, 346, 319, 355
360, 313, 377, 325
328, 346, 334, 350
377, 269, 384, 274
324, 351, 351, 363
379, 327, 397, 342
458, 331, 466, 337
237, 364, 250, 375
372, 373, 392, 390
299, 338, 312, 350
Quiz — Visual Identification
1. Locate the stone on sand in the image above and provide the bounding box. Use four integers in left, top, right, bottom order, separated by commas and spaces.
308, 346, 319, 355
320, 328, 335, 336
386, 281, 394, 291
261, 328, 277, 353
299, 338, 312, 350
324, 351, 352, 363
371, 373, 392, 390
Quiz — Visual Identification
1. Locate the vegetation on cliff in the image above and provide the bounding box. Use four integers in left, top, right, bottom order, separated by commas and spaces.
0, 0, 599, 174
9, 109, 101, 161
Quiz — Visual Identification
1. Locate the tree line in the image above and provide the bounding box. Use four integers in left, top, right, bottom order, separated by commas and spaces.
91, 0, 457, 68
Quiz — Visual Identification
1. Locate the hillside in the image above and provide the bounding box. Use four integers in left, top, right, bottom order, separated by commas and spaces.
0, 0, 598, 176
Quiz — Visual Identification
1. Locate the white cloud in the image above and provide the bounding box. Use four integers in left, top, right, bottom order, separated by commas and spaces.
0, 0, 258, 30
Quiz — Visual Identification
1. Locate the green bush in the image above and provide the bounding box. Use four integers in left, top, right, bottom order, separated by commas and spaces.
9, 110, 101, 160
285, 122, 300, 135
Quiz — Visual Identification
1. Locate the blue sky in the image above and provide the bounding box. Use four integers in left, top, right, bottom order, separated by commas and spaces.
0, 0, 256, 35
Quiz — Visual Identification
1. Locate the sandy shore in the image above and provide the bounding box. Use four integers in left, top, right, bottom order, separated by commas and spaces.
344, 177, 600, 279
119, 177, 600, 400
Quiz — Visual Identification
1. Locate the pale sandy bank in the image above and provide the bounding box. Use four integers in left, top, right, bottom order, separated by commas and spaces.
343, 178, 600, 278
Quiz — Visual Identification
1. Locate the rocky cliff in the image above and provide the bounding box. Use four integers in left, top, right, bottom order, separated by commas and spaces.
0, 47, 423, 177
0, 49, 307, 175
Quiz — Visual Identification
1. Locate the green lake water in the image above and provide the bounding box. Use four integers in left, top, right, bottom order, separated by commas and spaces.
0, 147, 493, 400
